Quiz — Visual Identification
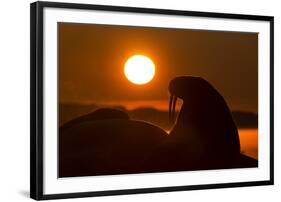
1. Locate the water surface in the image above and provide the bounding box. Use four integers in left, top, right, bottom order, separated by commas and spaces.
239, 128, 258, 160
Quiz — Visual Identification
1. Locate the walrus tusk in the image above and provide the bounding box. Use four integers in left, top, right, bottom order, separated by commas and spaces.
169, 94, 173, 123
172, 95, 177, 123
169, 94, 177, 124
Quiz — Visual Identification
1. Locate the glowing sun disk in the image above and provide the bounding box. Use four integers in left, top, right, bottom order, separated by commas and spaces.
124, 55, 155, 85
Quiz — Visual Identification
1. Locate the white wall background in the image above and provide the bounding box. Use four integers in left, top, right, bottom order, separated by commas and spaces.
0, 0, 279, 201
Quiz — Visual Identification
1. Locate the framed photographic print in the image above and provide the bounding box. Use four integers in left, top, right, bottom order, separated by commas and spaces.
30, 1, 274, 200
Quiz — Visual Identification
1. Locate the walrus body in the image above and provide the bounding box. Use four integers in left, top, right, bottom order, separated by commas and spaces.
59, 109, 167, 177
166, 76, 257, 169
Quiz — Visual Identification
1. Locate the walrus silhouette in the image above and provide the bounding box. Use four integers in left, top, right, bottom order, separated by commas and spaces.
59, 77, 257, 177
59, 108, 167, 177
167, 76, 257, 169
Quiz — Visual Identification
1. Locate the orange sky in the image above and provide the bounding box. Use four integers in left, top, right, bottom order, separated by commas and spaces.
59, 23, 258, 112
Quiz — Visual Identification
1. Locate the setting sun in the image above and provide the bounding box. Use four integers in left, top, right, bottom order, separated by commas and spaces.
124, 55, 155, 85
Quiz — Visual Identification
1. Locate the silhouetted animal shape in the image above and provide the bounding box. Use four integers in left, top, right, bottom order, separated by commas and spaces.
59, 77, 257, 177
167, 76, 256, 169
59, 108, 168, 177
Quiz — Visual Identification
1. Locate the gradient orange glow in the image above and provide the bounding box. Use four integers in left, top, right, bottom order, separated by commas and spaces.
239, 129, 258, 159
59, 23, 259, 161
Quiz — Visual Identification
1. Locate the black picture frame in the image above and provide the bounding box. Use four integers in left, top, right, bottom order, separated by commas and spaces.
30, 1, 274, 200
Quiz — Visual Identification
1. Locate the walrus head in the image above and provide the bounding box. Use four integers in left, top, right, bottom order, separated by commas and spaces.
168, 76, 241, 159
168, 76, 212, 123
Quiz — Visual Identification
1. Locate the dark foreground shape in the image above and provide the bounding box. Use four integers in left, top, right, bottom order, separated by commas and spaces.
59, 77, 257, 177
59, 117, 168, 177
167, 76, 257, 170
